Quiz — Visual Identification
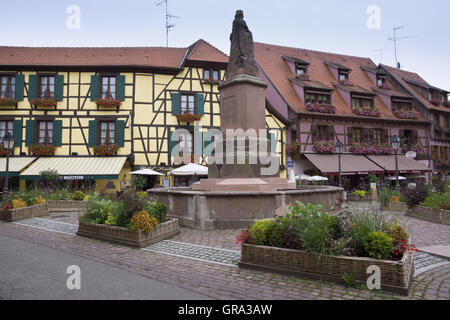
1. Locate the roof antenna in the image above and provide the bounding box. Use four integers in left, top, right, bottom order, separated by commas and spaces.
156, 0, 180, 47
371, 48, 390, 64
388, 26, 417, 69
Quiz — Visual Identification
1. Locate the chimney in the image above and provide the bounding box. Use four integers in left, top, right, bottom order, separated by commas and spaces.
397, 62, 401, 69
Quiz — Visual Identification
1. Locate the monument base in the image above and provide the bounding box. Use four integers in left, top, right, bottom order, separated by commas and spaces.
191, 178, 296, 192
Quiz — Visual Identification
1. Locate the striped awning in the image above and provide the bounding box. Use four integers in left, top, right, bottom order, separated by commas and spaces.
0, 157, 37, 176
20, 157, 127, 180
304, 154, 384, 176
366, 155, 431, 174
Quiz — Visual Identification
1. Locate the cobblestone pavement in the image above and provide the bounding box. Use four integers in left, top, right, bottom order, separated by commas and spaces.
2, 213, 449, 300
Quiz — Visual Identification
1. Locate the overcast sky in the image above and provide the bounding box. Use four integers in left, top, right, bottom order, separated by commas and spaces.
2, 0, 449, 90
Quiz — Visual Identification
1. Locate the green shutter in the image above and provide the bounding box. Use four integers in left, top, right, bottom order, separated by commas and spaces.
115, 120, 125, 147
15, 75, 25, 101
25, 120, 35, 146
88, 120, 98, 147
28, 75, 37, 101
268, 131, 277, 153
168, 131, 177, 156
195, 93, 205, 115
13, 119, 23, 147
171, 93, 180, 115
53, 120, 63, 146
54, 75, 64, 101
90, 75, 99, 101
204, 131, 213, 156
116, 75, 125, 101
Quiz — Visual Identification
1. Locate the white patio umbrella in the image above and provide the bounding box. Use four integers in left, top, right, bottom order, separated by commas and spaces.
385, 176, 407, 181
168, 163, 208, 176
295, 174, 311, 180
130, 168, 164, 176
308, 176, 329, 181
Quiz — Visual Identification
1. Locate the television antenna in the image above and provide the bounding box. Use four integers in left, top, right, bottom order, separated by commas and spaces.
388, 26, 417, 69
371, 48, 390, 64
156, 0, 180, 47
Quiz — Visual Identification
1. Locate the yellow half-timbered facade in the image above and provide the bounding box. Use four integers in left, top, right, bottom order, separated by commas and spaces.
0, 40, 287, 191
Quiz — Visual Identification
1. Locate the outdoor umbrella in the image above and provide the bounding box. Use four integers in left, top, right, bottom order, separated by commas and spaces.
168, 163, 208, 176
130, 168, 164, 176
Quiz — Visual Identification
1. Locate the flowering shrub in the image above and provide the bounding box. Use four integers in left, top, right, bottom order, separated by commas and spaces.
401, 184, 430, 208
236, 227, 252, 245
202, 78, 221, 85
364, 231, 395, 260
176, 113, 202, 122
305, 103, 336, 114
378, 83, 390, 90
340, 79, 354, 86
71, 191, 86, 201
286, 141, 300, 155
30, 98, 57, 107
0, 145, 13, 157
351, 142, 393, 155
95, 99, 122, 108
313, 140, 335, 154
130, 210, 158, 233
94, 144, 118, 157
385, 223, 409, 243
393, 110, 419, 119
0, 97, 17, 106
392, 241, 418, 260
296, 73, 310, 81
29, 144, 56, 156
12, 198, 27, 209
33, 196, 46, 205
352, 107, 381, 117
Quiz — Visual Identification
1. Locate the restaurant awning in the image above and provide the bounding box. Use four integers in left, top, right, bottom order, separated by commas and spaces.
304, 154, 384, 176
20, 157, 127, 180
366, 155, 431, 174
0, 157, 37, 176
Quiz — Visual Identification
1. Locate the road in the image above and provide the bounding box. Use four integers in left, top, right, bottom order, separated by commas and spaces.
0, 235, 210, 300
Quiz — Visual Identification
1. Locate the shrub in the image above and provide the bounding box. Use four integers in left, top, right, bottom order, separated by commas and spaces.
367, 174, 379, 184
421, 192, 450, 210
364, 231, 395, 259
71, 191, 85, 201
432, 175, 447, 194
136, 191, 147, 200
34, 196, 46, 205
379, 187, 404, 208
401, 184, 430, 208
352, 190, 366, 198
82, 197, 116, 225
116, 190, 146, 220
249, 219, 276, 246
130, 211, 158, 232
144, 202, 168, 224
385, 223, 409, 243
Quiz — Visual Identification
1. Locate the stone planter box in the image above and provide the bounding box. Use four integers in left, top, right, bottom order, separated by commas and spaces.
0, 203, 49, 222
386, 202, 408, 213
47, 200, 87, 213
407, 206, 450, 225
240, 244, 414, 296
76, 218, 180, 248
347, 194, 371, 202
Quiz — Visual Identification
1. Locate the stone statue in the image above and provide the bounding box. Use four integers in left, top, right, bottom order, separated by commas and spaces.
226, 10, 259, 79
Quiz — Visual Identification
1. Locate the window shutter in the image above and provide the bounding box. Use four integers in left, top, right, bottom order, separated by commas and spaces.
116, 75, 125, 101
204, 131, 213, 156
25, 120, 35, 146
54, 75, 64, 101
168, 131, 177, 156
115, 120, 125, 147
88, 120, 98, 147
171, 93, 180, 115
347, 127, 353, 145
15, 74, 25, 101
53, 120, 63, 146
13, 119, 22, 147
267, 131, 277, 153
28, 75, 37, 101
195, 93, 205, 115
90, 75, 99, 101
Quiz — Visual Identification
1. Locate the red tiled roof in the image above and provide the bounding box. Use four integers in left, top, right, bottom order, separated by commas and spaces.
254, 42, 423, 121
186, 39, 229, 64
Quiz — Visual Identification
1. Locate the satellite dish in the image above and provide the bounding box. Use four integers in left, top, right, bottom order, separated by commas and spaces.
405, 151, 417, 159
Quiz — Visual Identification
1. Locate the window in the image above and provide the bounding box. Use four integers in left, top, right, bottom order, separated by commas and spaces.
351, 128, 362, 143
351, 97, 374, 109
305, 91, 331, 105
339, 72, 349, 82
392, 100, 412, 112
0, 120, 13, 144
203, 69, 220, 80
0, 75, 15, 98
180, 94, 195, 114
99, 121, 116, 145
434, 114, 441, 126
100, 75, 116, 100
317, 126, 328, 141
295, 63, 308, 77
373, 129, 383, 144
179, 132, 193, 155
401, 130, 417, 145
38, 75, 55, 99
377, 76, 386, 87
38, 121, 53, 145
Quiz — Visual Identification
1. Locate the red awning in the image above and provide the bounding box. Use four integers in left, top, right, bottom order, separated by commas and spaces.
304, 154, 384, 176
366, 155, 431, 174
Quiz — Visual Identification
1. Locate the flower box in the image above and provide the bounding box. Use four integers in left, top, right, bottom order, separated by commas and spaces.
393, 111, 419, 120
47, 200, 87, 214
305, 103, 336, 114
0, 97, 18, 106
176, 113, 202, 123
202, 78, 222, 85
240, 243, 414, 296
0, 146, 13, 157
433, 160, 449, 167
352, 108, 381, 117
378, 84, 390, 90
76, 218, 180, 248
95, 99, 122, 108
0, 203, 49, 222
94, 144, 119, 157
340, 80, 354, 86
30, 98, 57, 108
406, 206, 450, 226
313, 140, 335, 154
351, 142, 393, 155
347, 193, 371, 202
29, 144, 56, 157
386, 201, 408, 213
296, 74, 310, 81
286, 141, 300, 155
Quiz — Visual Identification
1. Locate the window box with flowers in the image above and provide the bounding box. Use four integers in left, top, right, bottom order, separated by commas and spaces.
296, 73, 310, 81
0, 145, 13, 157
340, 79, 354, 86
286, 141, 300, 155
393, 110, 419, 120
29, 144, 56, 157
176, 113, 202, 123
202, 79, 222, 85
30, 98, 57, 108
95, 99, 122, 108
352, 107, 381, 117
305, 103, 336, 114
434, 159, 450, 167
313, 140, 335, 154
0, 97, 18, 106
378, 83, 390, 90
351, 142, 393, 155
94, 144, 119, 157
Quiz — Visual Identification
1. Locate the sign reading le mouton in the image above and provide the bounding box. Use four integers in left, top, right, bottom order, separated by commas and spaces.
62, 176, 84, 180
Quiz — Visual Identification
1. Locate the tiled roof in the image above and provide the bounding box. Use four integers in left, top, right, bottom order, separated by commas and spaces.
332, 82, 376, 95
254, 42, 420, 121
186, 39, 228, 64
371, 87, 413, 99
323, 60, 351, 71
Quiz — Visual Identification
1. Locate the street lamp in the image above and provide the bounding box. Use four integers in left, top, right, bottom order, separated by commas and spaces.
2, 132, 14, 199
335, 140, 344, 188
391, 135, 401, 190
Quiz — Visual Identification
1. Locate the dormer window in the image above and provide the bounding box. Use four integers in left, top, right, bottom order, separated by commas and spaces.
203, 69, 220, 81
305, 91, 331, 105
392, 99, 412, 112
339, 72, 349, 82
295, 63, 307, 77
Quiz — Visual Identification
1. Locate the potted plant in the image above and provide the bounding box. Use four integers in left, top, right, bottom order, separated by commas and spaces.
30, 98, 57, 108
0, 97, 18, 106
340, 79, 354, 86
202, 78, 222, 85
95, 99, 122, 108
296, 73, 310, 81
176, 113, 202, 123
378, 83, 390, 90
29, 144, 56, 156
94, 144, 119, 157
286, 141, 300, 155
393, 110, 419, 120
